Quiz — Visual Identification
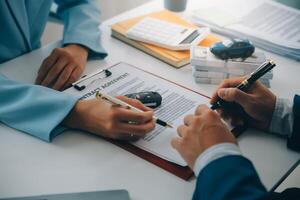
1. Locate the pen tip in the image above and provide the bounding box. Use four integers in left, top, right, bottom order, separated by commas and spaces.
167, 124, 173, 128
269, 59, 276, 65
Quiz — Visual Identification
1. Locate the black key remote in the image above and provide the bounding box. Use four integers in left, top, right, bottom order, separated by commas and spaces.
125, 91, 162, 108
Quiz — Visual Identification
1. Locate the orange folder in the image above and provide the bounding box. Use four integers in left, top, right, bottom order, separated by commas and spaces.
111, 10, 220, 68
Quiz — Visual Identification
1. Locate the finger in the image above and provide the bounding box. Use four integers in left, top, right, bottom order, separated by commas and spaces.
210, 90, 220, 105
41, 57, 69, 86
62, 66, 83, 90
194, 104, 210, 115
217, 88, 251, 108
177, 125, 188, 137
36, 58, 50, 84
35, 57, 57, 84
36, 53, 59, 84
117, 96, 152, 111
210, 77, 246, 104
69, 65, 83, 83
219, 77, 247, 88
52, 64, 75, 91
171, 137, 182, 151
116, 119, 155, 136
114, 108, 154, 124
183, 115, 194, 126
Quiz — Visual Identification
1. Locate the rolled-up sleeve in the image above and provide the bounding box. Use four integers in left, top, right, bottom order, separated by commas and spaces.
0, 74, 78, 142
269, 97, 294, 137
55, 0, 108, 59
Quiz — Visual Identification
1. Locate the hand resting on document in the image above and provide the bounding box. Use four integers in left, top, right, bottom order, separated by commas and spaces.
171, 105, 236, 169
63, 96, 156, 141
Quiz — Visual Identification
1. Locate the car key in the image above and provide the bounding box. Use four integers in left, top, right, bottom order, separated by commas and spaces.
125, 91, 162, 108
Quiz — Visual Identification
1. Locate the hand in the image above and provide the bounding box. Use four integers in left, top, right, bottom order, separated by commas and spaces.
210, 77, 276, 131
171, 105, 236, 169
63, 96, 156, 140
35, 44, 88, 91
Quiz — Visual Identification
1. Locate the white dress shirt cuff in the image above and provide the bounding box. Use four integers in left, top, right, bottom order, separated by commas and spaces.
269, 97, 294, 137
193, 143, 241, 176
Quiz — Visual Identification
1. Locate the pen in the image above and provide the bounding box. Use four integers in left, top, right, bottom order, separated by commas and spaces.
96, 91, 173, 128
211, 59, 276, 110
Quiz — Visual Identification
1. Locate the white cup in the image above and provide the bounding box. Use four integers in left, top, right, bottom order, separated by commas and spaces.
164, 0, 187, 12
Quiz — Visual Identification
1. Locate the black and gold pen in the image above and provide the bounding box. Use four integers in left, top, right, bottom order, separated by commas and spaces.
96, 91, 173, 128
211, 60, 276, 110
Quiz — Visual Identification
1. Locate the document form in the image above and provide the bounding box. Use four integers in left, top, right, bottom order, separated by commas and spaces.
65, 62, 214, 166
229, 1, 300, 49
192, 0, 300, 60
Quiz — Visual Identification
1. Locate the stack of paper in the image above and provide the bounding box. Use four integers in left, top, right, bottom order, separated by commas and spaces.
191, 0, 300, 61
190, 46, 272, 87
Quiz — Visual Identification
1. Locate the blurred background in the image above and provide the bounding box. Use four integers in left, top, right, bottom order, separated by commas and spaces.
42, 0, 150, 45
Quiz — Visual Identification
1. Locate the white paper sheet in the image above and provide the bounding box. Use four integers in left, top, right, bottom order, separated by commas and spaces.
192, 0, 300, 60
65, 62, 216, 166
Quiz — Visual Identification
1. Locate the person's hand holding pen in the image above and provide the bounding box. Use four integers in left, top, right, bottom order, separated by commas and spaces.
210, 77, 276, 131
62, 96, 155, 141
172, 78, 277, 170
172, 60, 277, 169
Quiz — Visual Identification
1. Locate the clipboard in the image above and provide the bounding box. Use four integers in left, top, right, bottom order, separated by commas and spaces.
68, 62, 245, 181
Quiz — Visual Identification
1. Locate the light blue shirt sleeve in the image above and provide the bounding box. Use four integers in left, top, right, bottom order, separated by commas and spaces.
0, 74, 79, 142
193, 143, 241, 176
54, 0, 108, 59
269, 97, 294, 137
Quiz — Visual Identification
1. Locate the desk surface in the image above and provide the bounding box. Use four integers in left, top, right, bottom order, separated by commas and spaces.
0, 0, 299, 199
276, 162, 300, 192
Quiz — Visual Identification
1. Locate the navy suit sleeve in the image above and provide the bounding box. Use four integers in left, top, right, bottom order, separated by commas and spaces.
193, 155, 268, 200
193, 96, 300, 200
287, 95, 300, 151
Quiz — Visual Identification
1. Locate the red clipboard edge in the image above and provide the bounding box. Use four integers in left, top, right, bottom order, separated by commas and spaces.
109, 139, 194, 181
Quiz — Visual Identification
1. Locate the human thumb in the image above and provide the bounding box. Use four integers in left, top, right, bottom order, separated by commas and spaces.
218, 88, 251, 107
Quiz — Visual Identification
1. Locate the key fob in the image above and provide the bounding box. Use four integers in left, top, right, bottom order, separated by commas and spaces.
125, 91, 162, 108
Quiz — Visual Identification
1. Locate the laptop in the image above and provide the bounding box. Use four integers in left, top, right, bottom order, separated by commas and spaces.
274, 0, 300, 10
0, 190, 130, 200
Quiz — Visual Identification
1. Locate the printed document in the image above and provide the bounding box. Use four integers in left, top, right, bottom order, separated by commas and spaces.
65, 62, 215, 166
192, 0, 300, 60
